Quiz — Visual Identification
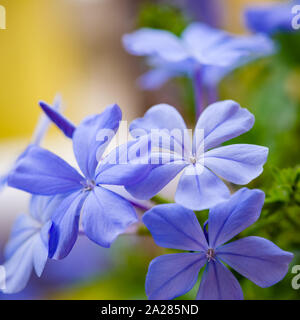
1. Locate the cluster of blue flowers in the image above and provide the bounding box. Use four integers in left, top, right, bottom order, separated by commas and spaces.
0, 7, 296, 299
123, 22, 275, 116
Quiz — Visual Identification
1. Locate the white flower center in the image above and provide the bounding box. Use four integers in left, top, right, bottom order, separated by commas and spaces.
189, 155, 197, 165
81, 179, 96, 191
206, 248, 216, 262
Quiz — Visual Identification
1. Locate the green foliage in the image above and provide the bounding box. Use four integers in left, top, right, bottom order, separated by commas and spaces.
137, 2, 189, 35
221, 56, 300, 174
274, 32, 300, 67
242, 166, 300, 251
266, 166, 300, 207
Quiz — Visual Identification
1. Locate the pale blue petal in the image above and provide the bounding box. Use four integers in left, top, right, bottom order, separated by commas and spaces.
217, 236, 294, 287
204, 144, 268, 185
4, 214, 39, 260
1, 215, 50, 293
130, 103, 187, 132
33, 221, 52, 277
1, 238, 35, 294
196, 259, 243, 300
73, 104, 121, 179
208, 188, 265, 248
50, 191, 87, 260
95, 141, 152, 186
182, 23, 232, 66
0, 145, 35, 194
126, 160, 187, 200
123, 28, 188, 62
0, 174, 8, 192
81, 186, 137, 248
193, 100, 254, 154
7, 145, 84, 195
175, 165, 230, 211
30, 194, 67, 224
143, 204, 208, 251
130, 105, 191, 159
146, 253, 206, 300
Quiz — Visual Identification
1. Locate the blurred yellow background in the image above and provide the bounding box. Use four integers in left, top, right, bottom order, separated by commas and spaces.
0, 0, 276, 141
0, 0, 146, 141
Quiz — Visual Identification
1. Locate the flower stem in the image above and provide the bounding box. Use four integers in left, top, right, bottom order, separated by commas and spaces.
207, 84, 218, 105
151, 195, 170, 205
193, 68, 204, 119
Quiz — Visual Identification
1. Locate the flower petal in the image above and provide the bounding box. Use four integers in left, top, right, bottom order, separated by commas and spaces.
182, 23, 232, 66
30, 194, 66, 224
196, 259, 243, 300
175, 165, 230, 211
123, 28, 188, 62
49, 191, 87, 260
1, 238, 36, 294
130, 104, 191, 157
1, 214, 49, 293
204, 144, 268, 185
130, 104, 187, 135
81, 186, 137, 248
126, 161, 187, 200
7, 145, 84, 195
193, 100, 254, 154
31, 94, 61, 145
39, 101, 76, 138
0, 173, 8, 192
217, 236, 294, 288
95, 141, 153, 186
146, 253, 206, 300
4, 215, 40, 260
33, 221, 52, 277
138, 68, 175, 90
73, 104, 122, 179
208, 188, 265, 248
143, 204, 208, 251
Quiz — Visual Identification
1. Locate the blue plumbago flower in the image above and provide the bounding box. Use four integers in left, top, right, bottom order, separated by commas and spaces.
38, 100, 152, 212
126, 100, 268, 211
123, 23, 274, 112
143, 188, 294, 300
0, 195, 64, 293
245, 1, 300, 35
7, 104, 149, 259
0, 96, 61, 193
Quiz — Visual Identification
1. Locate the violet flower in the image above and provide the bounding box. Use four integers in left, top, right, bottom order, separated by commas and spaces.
143, 188, 294, 300
127, 100, 268, 211
0, 195, 64, 293
7, 104, 149, 259
123, 23, 274, 113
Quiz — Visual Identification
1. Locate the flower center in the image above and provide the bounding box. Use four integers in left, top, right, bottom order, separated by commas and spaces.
81, 179, 96, 191
189, 155, 197, 165
206, 248, 215, 262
